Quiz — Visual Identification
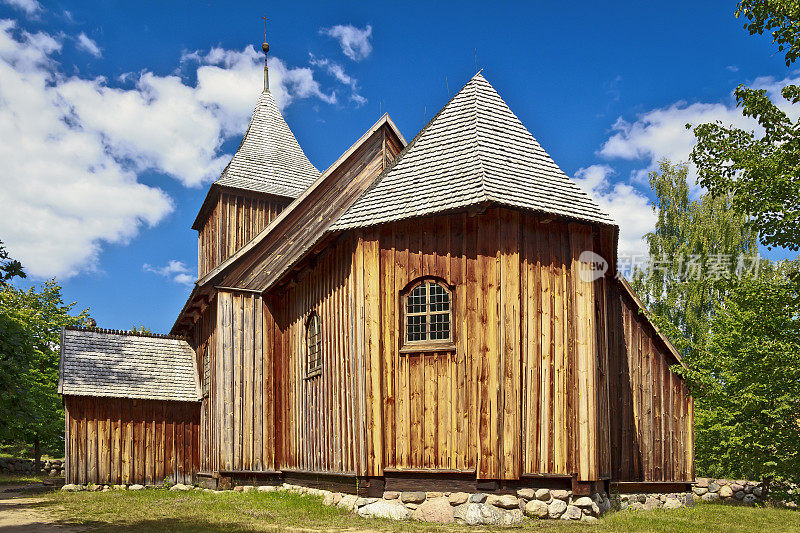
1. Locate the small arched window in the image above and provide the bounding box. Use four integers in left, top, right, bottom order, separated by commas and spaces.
305, 312, 322, 377
403, 279, 453, 348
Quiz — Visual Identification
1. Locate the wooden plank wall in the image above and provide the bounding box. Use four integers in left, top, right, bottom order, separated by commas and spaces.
274, 235, 367, 475
64, 396, 199, 485
359, 207, 604, 481
198, 191, 288, 278
191, 297, 217, 473
209, 289, 273, 472
606, 279, 694, 482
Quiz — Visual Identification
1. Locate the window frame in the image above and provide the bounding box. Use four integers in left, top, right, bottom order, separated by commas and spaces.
399, 277, 456, 354
305, 311, 323, 378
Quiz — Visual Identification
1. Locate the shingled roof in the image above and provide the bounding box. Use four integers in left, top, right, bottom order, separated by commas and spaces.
59, 328, 201, 402
332, 73, 615, 230
214, 89, 320, 198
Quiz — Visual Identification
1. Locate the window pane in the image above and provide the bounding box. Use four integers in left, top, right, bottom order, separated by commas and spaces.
306, 314, 322, 374
428, 282, 450, 312
407, 314, 427, 342
407, 284, 427, 314
430, 312, 450, 340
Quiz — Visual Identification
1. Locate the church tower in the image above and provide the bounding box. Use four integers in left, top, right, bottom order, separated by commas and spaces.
192, 37, 320, 277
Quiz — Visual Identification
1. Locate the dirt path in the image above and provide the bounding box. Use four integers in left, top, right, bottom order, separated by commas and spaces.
0, 485, 76, 532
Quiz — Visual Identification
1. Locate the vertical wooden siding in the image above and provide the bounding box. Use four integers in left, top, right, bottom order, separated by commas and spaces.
209, 289, 273, 472
360, 208, 604, 481
606, 280, 694, 482
64, 396, 199, 485
274, 235, 367, 475
198, 192, 288, 278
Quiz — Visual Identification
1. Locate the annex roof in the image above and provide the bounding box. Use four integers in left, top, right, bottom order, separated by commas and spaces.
332, 73, 615, 230
59, 327, 201, 402
214, 89, 320, 198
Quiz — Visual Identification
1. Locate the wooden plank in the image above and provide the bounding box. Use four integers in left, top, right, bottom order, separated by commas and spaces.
363, 228, 383, 476
243, 294, 254, 470
500, 208, 520, 479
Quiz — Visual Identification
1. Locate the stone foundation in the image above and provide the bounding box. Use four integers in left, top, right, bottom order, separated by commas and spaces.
614, 491, 694, 511
0, 457, 64, 477
691, 478, 767, 505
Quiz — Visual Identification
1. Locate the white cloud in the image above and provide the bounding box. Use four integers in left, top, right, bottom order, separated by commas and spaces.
143, 260, 194, 286
76, 32, 101, 57
2, 0, 40, 16
320, 24, 372, 61
0, 21, 337, 279
309, 53, 365, 106
574, 165, 656, 257
598, 75, 800, 186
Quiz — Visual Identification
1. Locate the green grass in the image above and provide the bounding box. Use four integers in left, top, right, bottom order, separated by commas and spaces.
36, 489, 800, 532
0, 473, 44, 485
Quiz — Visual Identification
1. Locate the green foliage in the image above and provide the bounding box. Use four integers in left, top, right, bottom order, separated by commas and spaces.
131, 325, 152, 334
680, 261, 800, 503
0, 240, 25, 287
631, 160, 757, 351
0, 273, 87, 458
736, 0, 800, 66
691, 84, 800, 251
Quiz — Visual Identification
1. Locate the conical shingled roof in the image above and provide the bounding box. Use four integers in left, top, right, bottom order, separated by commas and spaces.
215, 89, 320, 197
332, 73, 615, 229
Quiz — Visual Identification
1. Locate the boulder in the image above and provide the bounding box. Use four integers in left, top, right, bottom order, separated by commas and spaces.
535, 488, 551, 501
453, 503, 481, 525
753, 486, 764, 498
581, 514, 598, 522
60, 484, 80, 492
469, 493, 488, 503
425, 491, 443, 499
730, 483, 744, 493
355, 497, 378, 508
561, 505, 582, 520
337, 494, 358, 510
332, 493, 343, 504
322, 493, 335, 506
383, 491, 400, 500
486, 494, 519, 509
169, 484, 190, 491
573, 496, 593, 508
707, 482, 720, 493
548, 499, 567, 518
695, 478, 710, 488
743, 494, 757, 505
257, 485, 275, 492
405, 503, 419, 510
735, 491, 745, 501
129, 484, 144, 491
448, 492, 469, 506
501, 508, 524, 525
693, 487, 708, 496
401, 491, 427, 504
701, 492, 720, 502
524, 499, 549, 518
516, 488, 535, 500
412, 497, 454, 523
643, 497, 661, 510
357, 500, 409, 520
630, 502, 645, 511
551, 489, 571, 500
664, 498, 683, 509
719, 485, 733, 498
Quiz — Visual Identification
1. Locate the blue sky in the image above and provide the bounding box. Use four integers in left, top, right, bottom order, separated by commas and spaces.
0, 0, 794, 332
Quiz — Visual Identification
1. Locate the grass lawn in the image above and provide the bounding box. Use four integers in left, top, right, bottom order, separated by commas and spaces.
37, 489, 800, 532
0, 473, 44, 485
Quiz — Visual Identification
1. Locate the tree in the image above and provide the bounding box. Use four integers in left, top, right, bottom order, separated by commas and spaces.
0, 245, 87, 463
691, 2, 800, 250
0, 240, 25, 287
680, 261, 800, 503
631, 160, 757, 351
131, 325, 151, 334
736, 0, 800, 66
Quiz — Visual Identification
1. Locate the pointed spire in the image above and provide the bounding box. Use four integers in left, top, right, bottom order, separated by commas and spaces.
261, 15, 270, 91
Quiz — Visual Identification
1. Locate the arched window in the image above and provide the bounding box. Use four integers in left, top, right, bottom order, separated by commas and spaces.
403, 279, 453, 347
305, 312, 322, 377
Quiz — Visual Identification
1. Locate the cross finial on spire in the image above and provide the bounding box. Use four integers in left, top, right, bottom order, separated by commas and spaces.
261, 15, 270, 91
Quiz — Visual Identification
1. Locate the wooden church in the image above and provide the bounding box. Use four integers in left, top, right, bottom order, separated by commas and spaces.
59, 39, 694, 497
